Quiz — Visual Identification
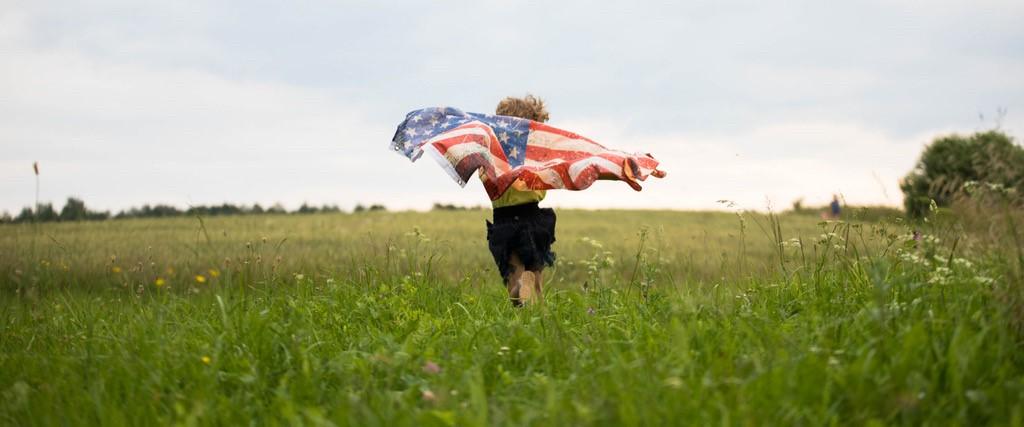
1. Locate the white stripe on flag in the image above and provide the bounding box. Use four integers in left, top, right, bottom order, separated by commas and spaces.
422, 143, 467, 187
532, 169, 565, 188
568, 156, 622, 182
527, 129, 606, 155
426, 125, 491, 145
442, 142, 491, 164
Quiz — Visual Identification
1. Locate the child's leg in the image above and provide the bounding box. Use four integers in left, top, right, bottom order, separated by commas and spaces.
507, 253, 546, 306
517, 269, 537, 304
533, 268, 543, 301
506, 253, 526, 305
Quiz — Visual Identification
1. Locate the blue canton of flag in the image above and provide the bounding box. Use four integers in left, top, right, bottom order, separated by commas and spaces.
391, 107, 531, 166
391, 107, 472, 161
481, 115, 530, 167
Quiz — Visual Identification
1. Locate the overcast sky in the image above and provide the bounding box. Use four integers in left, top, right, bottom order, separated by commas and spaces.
2, 0, 1023, 213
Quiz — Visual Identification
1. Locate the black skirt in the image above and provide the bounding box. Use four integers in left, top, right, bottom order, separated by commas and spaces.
485, 202, 556, 280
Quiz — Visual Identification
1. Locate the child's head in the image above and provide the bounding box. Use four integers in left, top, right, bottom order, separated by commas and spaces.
496, 95, 549, 123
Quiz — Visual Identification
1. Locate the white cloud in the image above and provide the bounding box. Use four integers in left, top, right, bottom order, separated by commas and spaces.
549, 117, 947, 211
0, 23, 390, 213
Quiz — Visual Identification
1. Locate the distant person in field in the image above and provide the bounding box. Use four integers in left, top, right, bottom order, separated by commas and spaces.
485, 95, 555, 306
824, 194, 841, 219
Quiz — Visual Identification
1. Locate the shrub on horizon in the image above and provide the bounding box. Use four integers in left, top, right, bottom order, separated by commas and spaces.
901, 130, 1024, 218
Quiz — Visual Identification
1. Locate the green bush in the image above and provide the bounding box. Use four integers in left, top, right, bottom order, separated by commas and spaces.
900, 130, 1024, 218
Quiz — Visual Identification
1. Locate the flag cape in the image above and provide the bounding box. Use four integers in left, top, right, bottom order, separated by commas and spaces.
391, 107, 666, 200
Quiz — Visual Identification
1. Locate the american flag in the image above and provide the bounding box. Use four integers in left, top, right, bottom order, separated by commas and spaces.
391, 107, 666, 200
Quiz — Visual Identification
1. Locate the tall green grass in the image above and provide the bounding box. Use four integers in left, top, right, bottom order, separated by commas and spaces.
1, 209, 1022, 425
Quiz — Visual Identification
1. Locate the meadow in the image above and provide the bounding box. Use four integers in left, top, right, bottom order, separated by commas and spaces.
1, 208, 1022, 425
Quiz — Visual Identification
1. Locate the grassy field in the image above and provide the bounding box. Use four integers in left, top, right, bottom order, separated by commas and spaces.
1, 209, 1023, 425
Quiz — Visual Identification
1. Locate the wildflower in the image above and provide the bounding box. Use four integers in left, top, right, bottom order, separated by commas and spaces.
817, 232, 844, 244
208, 269, 220, 278
200, 356, 211, 365
664, 377, 683, 389
780, 238, 802, 248
195, 275, 207, 284
952, 258, 973, 269
974, 276, 996, 286
294, 274, 305, 281
927, 267, 952, 285
421, 389, 437, 403
587, 307, 595, 316
154, 278, 166, 288
111, 266, 122, 274
581, 236, 604, 249
422, 361, 441, 375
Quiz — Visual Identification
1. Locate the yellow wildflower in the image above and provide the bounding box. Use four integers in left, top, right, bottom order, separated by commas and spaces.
195, 275, 207, 284
208, 269, 220, 278
111, 266, 122, 274
154, 278, 166, 288
201, 356, 211, 365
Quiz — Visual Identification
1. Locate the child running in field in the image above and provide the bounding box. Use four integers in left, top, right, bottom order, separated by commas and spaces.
390, 95, 665, 307
484, 95, 556, 306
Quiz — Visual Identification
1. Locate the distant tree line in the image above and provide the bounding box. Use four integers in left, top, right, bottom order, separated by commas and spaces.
0, 198, 386, 224
431, 203, 485, 211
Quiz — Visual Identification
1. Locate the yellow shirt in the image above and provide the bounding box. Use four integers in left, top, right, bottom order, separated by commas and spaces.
492, 183, 546, 208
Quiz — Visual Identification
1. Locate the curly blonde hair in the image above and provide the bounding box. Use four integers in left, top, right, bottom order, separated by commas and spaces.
495, 95, 549, 123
